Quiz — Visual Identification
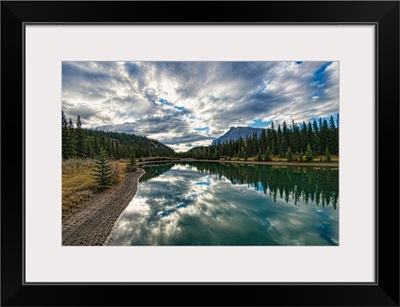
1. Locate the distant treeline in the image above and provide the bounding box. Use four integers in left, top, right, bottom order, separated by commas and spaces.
62, 111, 176, 160
181, 115, 339, 161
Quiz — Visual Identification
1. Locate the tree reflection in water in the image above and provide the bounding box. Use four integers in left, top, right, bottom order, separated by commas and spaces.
143, 162, 339, 209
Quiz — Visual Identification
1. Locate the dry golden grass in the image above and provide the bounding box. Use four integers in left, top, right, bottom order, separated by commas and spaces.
62, 159, 128, 217
113, 160, 128, 183
62, 162, 95, 216
62, 158, 96, 174
312, 155, 339, 162
271, 156, 287, 162
331, 155, 339, 162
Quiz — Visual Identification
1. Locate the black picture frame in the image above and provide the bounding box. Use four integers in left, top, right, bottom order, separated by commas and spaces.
1, 1, 399, 306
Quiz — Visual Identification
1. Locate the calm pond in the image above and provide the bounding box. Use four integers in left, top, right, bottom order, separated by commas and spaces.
109, 162, 339, 246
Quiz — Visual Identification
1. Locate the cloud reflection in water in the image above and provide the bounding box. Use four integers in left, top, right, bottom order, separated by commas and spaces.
110, 163, 339, 246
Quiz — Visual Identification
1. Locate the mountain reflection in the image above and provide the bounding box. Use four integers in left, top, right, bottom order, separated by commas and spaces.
142, 162, 339, 209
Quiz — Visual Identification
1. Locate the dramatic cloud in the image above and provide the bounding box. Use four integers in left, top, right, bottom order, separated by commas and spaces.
62, 61, 339, 152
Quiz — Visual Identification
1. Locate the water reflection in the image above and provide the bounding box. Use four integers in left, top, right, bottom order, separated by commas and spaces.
110, 162, 339, 246
193, 163, 339, 208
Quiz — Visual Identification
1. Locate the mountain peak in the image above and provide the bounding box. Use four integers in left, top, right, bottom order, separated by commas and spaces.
212, 126, 262, 146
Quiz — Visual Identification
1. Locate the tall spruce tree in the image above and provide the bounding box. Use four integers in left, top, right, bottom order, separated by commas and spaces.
264, 146, 272, 161
300, 121, 308, 153
319, 119, 329, 155
62, 113, 76, 159
75, 115, 86, 158
67, 118, 77, 157
93, 147, 112, 190
305, 143, 314, 161
312, 119, 320, 155
260, 129, 267, 154
328, 115, 338, 155
62, 111, 69, 159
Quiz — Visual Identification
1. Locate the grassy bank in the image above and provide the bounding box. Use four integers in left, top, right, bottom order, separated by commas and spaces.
62, 158, 127, 217
183, 155, 339, 167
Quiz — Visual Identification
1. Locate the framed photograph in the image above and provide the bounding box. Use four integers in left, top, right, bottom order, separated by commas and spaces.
2, 1, 399, 306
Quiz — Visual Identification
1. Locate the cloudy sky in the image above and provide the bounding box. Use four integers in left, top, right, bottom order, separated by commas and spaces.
62, 61, 339, 152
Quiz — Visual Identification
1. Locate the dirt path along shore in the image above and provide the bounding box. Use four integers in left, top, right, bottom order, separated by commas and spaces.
62, 168, 145, 246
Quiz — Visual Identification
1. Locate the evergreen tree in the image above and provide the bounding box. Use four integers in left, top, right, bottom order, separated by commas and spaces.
307, 121, 313, 152
305, 143, 314, 162
257, 149, 263, 162
276, 124, 283, 156
279, 137, 288, 158
86, 137, 95, 158
260, 129, 267, 154
93, 147, 112, 190
264, 146, 272, 161
75, 115, 86, 158
282, 121, 289, 146
285, 146, 293, 162
62, 111, 69, 159
319, 119, 329, 155
251, 131, 259, 156
325, 147, 331, 162
67, 118, 77, 157
300, 121, 308, 153
271, 123, 277, 154
328, 115, 338, 155
312, 119, 320, 155
291, 120, 300, 153
228, 140, 234, 157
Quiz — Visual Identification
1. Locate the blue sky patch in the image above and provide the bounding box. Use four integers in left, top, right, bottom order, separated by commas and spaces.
249, 119, 272, 128
194, 127, 209, 132
311, 89, 326, 100
158, 98, 171, 106
313, 62, 333, 85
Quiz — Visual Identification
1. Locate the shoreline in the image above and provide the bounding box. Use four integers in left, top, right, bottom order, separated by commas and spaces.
180, 159, 338, 168
62, 168, 145, 246
135, 158, 339, 168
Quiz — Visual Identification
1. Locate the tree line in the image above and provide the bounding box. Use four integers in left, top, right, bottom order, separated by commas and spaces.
181, 115, 339, 161
62, 111, 176, 160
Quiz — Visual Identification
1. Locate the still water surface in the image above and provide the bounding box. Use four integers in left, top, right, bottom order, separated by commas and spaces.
110, 162, 339, 246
